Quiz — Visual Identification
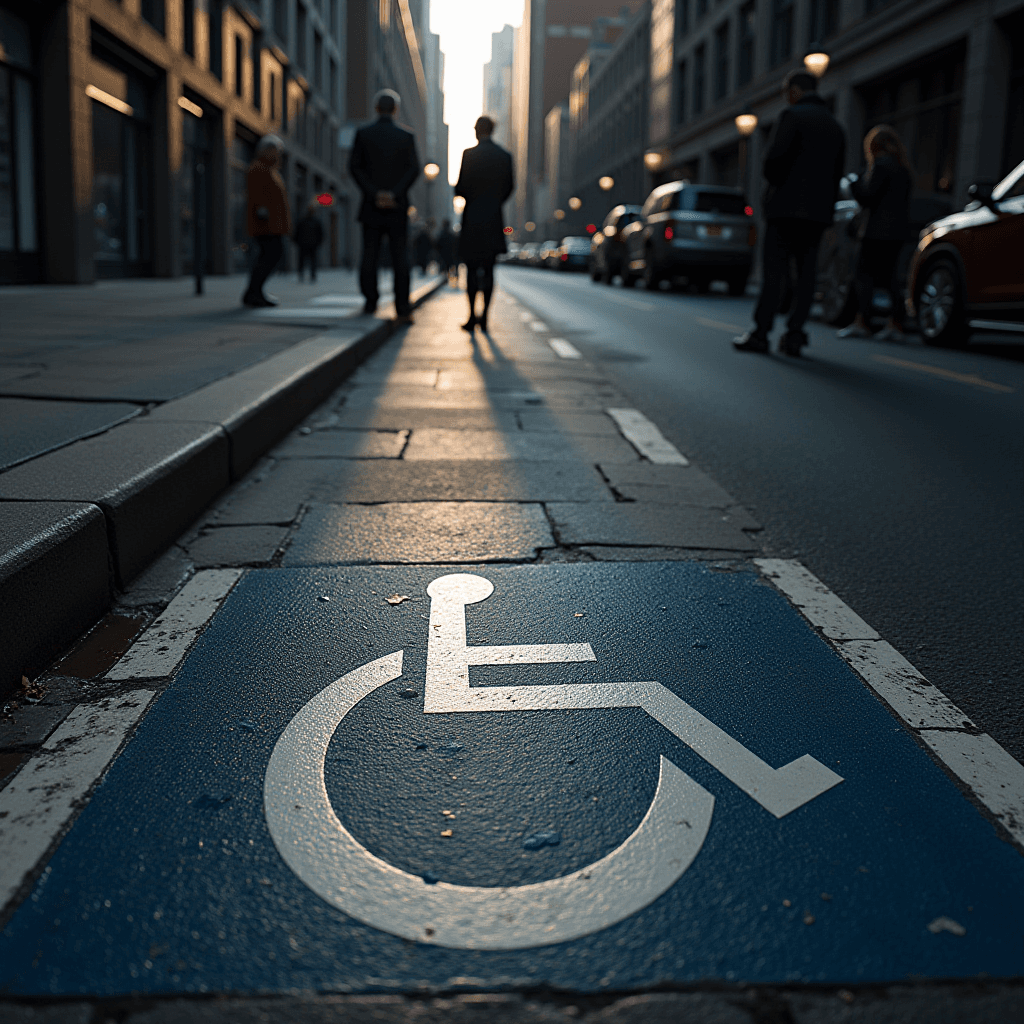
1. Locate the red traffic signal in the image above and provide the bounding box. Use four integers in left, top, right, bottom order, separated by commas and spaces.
317, 193, 333, 206
586, 223, 597, 234
503, 226, 514, 234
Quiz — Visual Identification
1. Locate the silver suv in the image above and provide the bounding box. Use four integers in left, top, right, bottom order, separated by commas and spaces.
622, 182, 756, 294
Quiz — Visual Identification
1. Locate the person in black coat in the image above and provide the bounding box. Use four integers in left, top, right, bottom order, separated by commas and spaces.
435, 219, 457, 281
838, 125, 913, 341
348, 89, 421, 320
293, 201, 325, 282
735, 70, 846, 356
454, 117, 514, 332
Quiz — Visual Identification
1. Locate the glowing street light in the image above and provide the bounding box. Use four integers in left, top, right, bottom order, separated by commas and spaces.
598, 175, 614, 191
568, 196, 582, 211
453, 196, 466, 214
424, 162, 440, 181
525, 221, 537, 231
554, 209, 566, 220
643, 150, 664, 171
804, 52, 830, 77
734, 113, 758, 137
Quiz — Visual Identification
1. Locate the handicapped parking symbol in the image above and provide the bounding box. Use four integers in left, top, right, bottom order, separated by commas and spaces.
264, 573, 843, 950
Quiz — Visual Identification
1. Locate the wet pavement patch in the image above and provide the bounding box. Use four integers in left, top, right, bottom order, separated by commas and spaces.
1, 562, 1022, 995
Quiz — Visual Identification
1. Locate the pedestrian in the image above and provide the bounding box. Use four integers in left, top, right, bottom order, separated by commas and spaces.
837, 124, 913, 341
436, 219, 457, 282
454, 116, 514, 333
243, 135, 291, 307
413, 222, 432, 275
734, 70, 846, 356
294, 200, 325, 283
348, 89, 420, 321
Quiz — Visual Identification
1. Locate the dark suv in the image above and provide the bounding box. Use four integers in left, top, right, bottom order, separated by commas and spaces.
622, 182, 755, 294
589, 205, 642, 284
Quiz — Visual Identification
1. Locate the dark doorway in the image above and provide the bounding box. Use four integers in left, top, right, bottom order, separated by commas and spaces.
181, 107, 213, 275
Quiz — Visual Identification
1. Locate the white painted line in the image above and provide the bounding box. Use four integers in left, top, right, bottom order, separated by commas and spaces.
519, 311, 532, 322
0, 691, 155, 912
106, 569, 243, 680
755, 560, 879, 640
755, 558, 1024, 849
606, 408, 689, 465
529, 320, 548, 332
918, 732, 1024, 846
311, 293, 393, 306
549, 338, 582, 359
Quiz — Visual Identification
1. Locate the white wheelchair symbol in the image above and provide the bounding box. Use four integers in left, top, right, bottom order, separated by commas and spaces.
264, 573, 842, 950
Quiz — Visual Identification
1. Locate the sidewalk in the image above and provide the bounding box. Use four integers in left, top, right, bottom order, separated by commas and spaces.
0, 268, 443, 699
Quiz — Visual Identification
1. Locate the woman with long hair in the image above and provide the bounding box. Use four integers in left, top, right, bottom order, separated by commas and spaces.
838, 124, 913, 341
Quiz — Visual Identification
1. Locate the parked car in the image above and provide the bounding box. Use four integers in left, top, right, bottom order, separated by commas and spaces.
539, 240, 561, 269
517, 242, 541, 266
556, 236, 592, 271
815, 180, 951, 326
590, 205, 643, 283
498, 241, 521, 264
907, 157, 1024, 347
622, 182, 755, 294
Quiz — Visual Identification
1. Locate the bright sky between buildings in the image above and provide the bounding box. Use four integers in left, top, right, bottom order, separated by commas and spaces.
429, 0, 524, 185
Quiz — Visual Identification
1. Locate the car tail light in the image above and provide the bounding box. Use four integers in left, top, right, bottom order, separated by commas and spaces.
744, 205, 754, 217
664, 222, 675, 240
748, 226, 757, 246
561, 253, 568, 261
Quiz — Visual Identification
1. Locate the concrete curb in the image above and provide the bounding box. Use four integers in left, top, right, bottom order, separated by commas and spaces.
0, 278, 446, 697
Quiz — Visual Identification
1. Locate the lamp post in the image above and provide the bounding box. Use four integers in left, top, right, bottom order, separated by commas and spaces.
598, 175, 614, 192
423, 162, 439, 221
803, 51, 830, 78
734, 112, 758, 197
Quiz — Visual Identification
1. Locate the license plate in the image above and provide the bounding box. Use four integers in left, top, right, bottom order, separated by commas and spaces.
704, 225, 722, 237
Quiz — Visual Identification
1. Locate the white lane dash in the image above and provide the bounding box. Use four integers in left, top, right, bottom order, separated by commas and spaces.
549, 338, 582, 360
606, 408, 689, 465
756, 558, 1024, 848
106, 569, 243, 680
0, 691, 156, 912
519, 311, 532, 322
529, 320, 548, 332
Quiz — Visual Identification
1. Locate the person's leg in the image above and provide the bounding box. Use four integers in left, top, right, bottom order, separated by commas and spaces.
750, 221, 785, 338
478, 258, 495, 330
389, 220, 412, 314
359, 225, 382, 311
310, 246, 317, 282
785, 222, 825, 335
464, 260, 480, 328
246, 235, 283, 303
880, 241, 904, 334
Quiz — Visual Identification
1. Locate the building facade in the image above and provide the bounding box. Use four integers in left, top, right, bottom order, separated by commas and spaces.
483, 24, 515, 150
645, 0, 1024, 213
0, 0, 443, 285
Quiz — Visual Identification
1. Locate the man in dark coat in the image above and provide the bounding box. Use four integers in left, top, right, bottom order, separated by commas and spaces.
454, 116, 514, 332
349, 89, 421, 320
293, 200, 325, 282
735, 70, 846, 356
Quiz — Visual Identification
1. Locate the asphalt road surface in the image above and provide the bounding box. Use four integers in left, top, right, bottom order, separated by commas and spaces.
499, 266, 1024, 765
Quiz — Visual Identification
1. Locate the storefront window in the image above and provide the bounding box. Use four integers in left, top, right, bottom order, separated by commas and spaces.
181, 107, 213, 274
230, 130, 256, 272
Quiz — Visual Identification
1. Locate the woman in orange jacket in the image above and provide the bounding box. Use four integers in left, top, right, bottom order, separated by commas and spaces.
243, 135, 292, 307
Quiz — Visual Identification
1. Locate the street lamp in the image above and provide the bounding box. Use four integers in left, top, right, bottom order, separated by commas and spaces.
598, 175, 614, 191
804, 51, 830, 77
554, 209, 565, 220
525, 221, 536, 232
453, 196, 466, 214
644, 150, 664, 171
734, 112, 758, 196
423, 163, 440, 220
423, 162, 440, 180
568, 197, 582, 211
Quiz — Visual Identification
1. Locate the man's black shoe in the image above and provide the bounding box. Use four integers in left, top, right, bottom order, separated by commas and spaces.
733, 331, 769, 353
779, 330, 808, 356
361, 302, 378, 316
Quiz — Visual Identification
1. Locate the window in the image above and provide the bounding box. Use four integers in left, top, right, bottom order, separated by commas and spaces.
738, 2, 755, 85
694, 190, 747, 214
809, 0, 839, 43
697, 0, 708, 20
714, 21, 730, 100
693, 44, 706, 115
314, 31, 323, 91
182, 0, 195, 56
140, 0, 165, 35
330, 0, 339, 38
674, 59, 687, 126
209, 1, 223, 79
770, 0, 793, 67
274, 0, 288, 42
296, 4, 307, 68
270, 71, 278, 120
677, 0, 690, 37
329, 57, 337, 112
234, 35, 244, 96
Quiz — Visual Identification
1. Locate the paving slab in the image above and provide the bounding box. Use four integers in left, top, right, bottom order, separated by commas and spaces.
601, 463, 747, 507
0, 420, 230, 585
273, 428, 409, 459
403, 428, 638, 463
184, 526, 291, 567
0, 501, 110, 693
518, 409, 624, 436
340, 388, 611, 411
547, 502, 760, 551
330, 407, 520, 432
0, 397, 141, 471
283, 502, 554, 564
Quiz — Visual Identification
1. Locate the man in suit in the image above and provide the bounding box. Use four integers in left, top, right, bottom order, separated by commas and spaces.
243, 135, 291, 307
735, 70, 846, 356
454, 116, 514, 332
348, 89, 421, 320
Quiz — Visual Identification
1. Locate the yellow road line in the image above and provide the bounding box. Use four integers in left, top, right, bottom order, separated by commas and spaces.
871, 354, 1015, 393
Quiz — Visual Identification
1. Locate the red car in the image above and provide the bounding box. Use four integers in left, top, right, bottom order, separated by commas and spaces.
907, 158, 1024, 347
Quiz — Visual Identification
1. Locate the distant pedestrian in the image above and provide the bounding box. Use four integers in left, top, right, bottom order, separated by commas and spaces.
413, 223, 432, 274
454, 116, 514, 333
294, 200, 325, 282
436, 219, 457, 281
734, 70, 846, 356
243, 135, 291, 307
349, 89, 421, 321
838, 125, 913, 342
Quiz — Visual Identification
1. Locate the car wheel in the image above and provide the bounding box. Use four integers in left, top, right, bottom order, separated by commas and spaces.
643, 252, 661, 291
727, 274, 748, 297
916, 258, 968, 348
692, 276, 711, 294
819, 253, 856, 326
